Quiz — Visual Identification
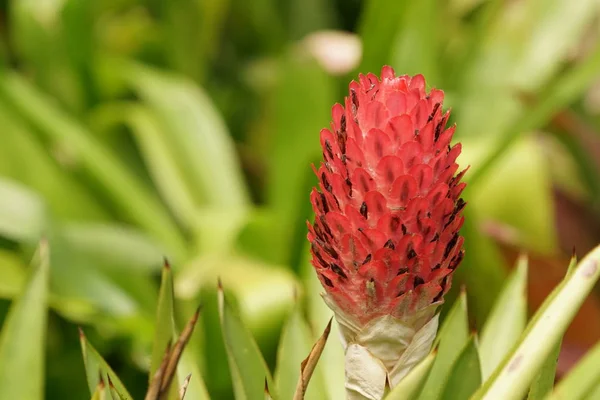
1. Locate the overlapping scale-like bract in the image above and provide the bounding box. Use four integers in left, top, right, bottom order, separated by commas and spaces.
308, 66, 466, 326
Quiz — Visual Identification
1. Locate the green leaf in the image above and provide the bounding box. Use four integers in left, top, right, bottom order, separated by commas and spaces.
0, 177, 46, 243
386, 352, 436, 400
275, 302, 326, 400
480, 255, 528, 379
0, 105, 108, 221
0, 241, 50, 400
150, 261, 210, 400
151, 261, 176, 378
473, 245, 600, 400
463, 135, 558, 254
545, 340, 600, 400
79, 329, 133, 400
418, 291, 469, 400
63, 223, 164, 273
0, 249, 27, 298
218, 282, 277, 400
122, 62, 250, 210
0, 72, 187, 259
440, 336, 482, 400
124, 105, 199, 230
467, 35, 600, 190
527, 338, 561, 400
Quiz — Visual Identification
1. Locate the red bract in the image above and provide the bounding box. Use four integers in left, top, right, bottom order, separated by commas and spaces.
308, 66, 466, 327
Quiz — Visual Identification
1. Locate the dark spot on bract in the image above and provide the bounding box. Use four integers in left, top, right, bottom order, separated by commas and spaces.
325, 140, 333, 159
414, 276, 425, 287
407, 248, 417, 259
397, 267, 409, 276
444, 233, 459, 258
428, 103, 440, 123
384, 239, 395, 249
362, 254, 372, 265
331, 263, 348, 279
360, 202, 368, 219
321, 172, 332, 192
322, 274, 334, 287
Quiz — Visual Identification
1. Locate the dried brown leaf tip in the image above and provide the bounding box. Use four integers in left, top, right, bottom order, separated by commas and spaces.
293, 318, 332, 400
145, 307, 201, 400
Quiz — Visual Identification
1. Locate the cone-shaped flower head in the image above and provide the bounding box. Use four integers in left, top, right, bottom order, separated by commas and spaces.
307, 67, 467, 398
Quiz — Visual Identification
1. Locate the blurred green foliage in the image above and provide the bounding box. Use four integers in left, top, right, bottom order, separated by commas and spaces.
0, 0, 599, 398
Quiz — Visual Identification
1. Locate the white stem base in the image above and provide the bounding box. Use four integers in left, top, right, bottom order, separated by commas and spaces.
322, 295, 440, 400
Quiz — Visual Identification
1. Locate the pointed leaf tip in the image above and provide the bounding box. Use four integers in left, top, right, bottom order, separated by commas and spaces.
179, 374, 192, 400
163, 257, 171, 270
293, 317, 332, 400
217, 277, 223, 290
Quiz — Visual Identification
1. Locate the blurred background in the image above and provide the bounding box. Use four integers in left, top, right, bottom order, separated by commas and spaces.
0, 0, 600, 398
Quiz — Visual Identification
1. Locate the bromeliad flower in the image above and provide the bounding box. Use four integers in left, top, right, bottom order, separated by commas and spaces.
307, 66, 467, 399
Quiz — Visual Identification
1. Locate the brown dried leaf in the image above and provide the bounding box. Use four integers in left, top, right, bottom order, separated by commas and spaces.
293, 318, 332, 400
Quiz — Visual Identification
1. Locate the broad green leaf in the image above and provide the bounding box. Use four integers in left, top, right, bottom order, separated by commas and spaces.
0, 72, 187, 259
440, 336, 482, 400
386, 352, 436, 400
0, 250, 26, 298
122, 62, 249, 210
480, 255, 528, 379
509, 0, 599, 91
467, 36, 600, 190
584, 384, 600, 400
418, 291, 469, 400
473, 245, 600, 400
124, 105, 198, 230
545, 340, 600, 400
0, 177, 46, 242
0, 105, 108, 221
527, 339, 561, 400
527, 252, 572, 400
463, 136, 558, 254
79, 329, 133, 400
218, 283, 277, 400
0, 241, 50, 400
63, 223, 164, 273
275, 302, 326, 400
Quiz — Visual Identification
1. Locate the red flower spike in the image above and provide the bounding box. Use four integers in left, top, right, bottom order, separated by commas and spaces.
307, 67, 467, 399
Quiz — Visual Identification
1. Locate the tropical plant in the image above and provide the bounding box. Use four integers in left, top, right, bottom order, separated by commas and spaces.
1, 0, 600, 399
